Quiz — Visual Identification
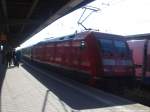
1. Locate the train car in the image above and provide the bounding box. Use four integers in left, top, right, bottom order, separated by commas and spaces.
127, 39, 150, 85
23, 31, 134, 86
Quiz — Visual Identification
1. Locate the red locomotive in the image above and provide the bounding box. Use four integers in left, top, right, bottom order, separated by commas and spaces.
22, 31, 134, 85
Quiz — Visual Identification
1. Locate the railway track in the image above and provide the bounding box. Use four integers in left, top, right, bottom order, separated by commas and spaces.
21, 60, 150, 111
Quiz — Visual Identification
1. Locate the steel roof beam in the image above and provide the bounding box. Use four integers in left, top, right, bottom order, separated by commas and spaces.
30, 0, 86, 38
20, 0, 39, 33
0, 19, 41, 26
1, 0, 7, 17
1, 0, 9, 32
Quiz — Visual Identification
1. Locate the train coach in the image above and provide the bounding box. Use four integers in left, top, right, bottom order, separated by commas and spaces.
22, 31, 134, 86
127, 34, 150, 85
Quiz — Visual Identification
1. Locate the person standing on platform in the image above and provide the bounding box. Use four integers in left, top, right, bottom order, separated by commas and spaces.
13, 50, 21, 67
6, 51, 12, 67
15, 51, 21, 67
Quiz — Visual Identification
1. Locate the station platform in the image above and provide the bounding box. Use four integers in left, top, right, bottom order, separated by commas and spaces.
1, 62, 150, 112
1, 65, 74, 112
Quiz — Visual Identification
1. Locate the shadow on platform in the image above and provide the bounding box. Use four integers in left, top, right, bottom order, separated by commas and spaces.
21, 63, 134, 110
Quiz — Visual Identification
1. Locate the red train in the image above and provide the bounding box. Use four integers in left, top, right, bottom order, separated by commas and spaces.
22, 31, 134, 86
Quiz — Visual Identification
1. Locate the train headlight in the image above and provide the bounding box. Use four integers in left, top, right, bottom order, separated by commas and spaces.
80, 41, 86, 49
81, 41, 85, 46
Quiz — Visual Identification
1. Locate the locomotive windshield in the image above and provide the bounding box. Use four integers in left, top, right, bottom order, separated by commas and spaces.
100, 39, 114, 53
99, 39, 128, 54
114, 40, 128, 54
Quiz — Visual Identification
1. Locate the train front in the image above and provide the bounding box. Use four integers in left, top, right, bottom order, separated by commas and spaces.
96, 35, 134, 86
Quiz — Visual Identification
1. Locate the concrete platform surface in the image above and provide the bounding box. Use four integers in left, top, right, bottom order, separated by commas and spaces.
1, 65, 150, 112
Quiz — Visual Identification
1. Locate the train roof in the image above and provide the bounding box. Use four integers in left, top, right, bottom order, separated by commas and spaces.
126, 33, 150, 40
92, 32, 125, 40
35, 31, 125, 46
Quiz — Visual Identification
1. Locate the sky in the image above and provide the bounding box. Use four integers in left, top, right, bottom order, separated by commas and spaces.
16, 0, 150, 50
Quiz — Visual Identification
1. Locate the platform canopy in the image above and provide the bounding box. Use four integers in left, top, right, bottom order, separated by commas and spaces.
0, 0, 94, 47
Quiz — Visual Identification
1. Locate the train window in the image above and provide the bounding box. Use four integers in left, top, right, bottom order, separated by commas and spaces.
114, 40, 128, 54
100, 39, 114, 53
59, 37, 65, 40
68, 35, 74, 39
